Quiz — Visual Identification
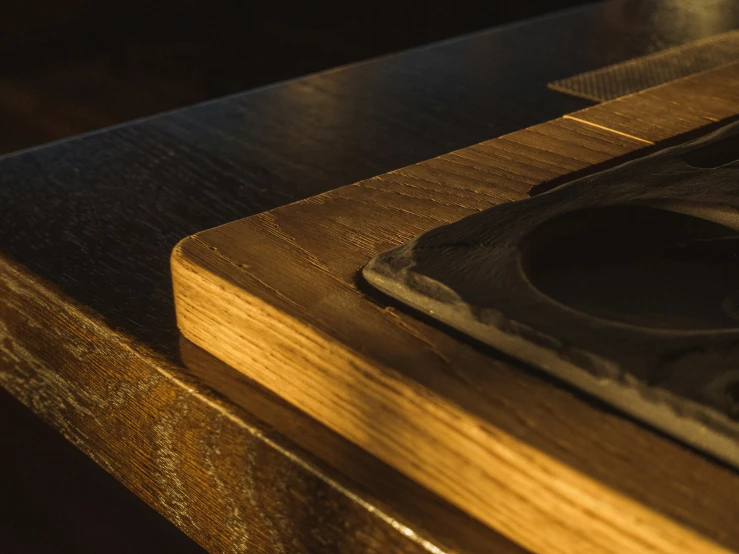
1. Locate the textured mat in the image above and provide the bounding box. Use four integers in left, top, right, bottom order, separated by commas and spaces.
550, 29, 739, 102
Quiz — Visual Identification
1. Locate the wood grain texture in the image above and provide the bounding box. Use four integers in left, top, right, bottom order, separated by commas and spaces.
0, 387, 206, 553
566, 62, 739, 142
173, 63, 739, 554
3, 2, 739, 552
0, 252, 524, 554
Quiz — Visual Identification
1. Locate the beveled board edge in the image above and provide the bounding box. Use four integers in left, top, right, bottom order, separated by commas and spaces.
0, 250, 525, 554
172, 63, 739, 554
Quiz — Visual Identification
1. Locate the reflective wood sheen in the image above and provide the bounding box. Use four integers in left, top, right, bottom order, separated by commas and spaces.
3, 1, 739, 552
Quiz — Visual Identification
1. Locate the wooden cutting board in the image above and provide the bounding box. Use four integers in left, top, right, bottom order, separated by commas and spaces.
172, 62, 739, 554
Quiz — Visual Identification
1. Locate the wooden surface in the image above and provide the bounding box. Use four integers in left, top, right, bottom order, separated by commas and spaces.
174, 63, 739, 554
3, 1, 739, 551
0, 388, 206, 553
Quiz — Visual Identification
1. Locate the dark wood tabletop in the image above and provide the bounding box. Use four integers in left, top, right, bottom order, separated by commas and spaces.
3, 1, 739, 552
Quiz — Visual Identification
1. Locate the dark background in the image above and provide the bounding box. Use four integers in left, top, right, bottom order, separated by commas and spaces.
0, 1, 593, 155
0, 1, 595, 552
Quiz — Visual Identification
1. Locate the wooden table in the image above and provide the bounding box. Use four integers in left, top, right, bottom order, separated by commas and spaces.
2, 1, 739, 551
